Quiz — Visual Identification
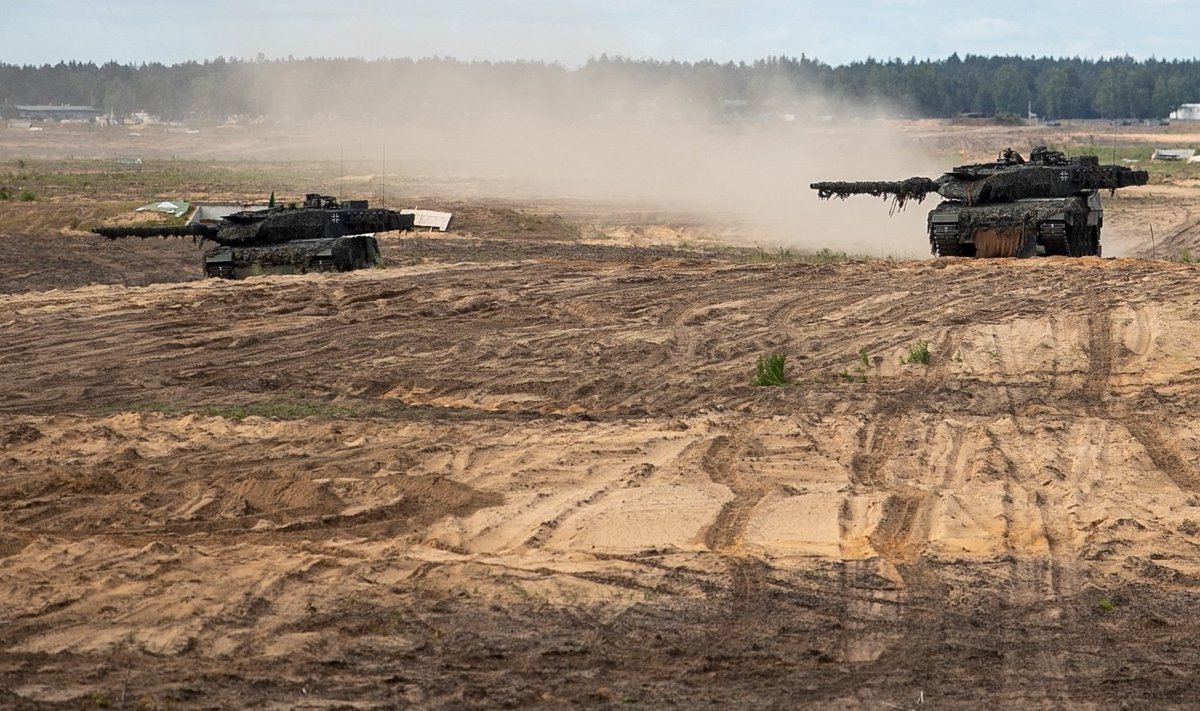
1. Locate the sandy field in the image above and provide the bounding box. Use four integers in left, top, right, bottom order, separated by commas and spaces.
4, 121, 1200, 708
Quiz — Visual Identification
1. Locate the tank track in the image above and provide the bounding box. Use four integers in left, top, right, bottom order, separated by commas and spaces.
930, 224, 969, 257
1040, 222, 1070, 255
1040, 221, 1099, 257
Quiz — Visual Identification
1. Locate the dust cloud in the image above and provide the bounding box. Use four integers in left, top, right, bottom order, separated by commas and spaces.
255, 65, 942, 257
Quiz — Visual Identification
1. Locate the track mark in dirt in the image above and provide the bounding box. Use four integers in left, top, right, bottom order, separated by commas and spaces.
1126, 306, 1155, 357
1087, 308, 1200, 493
1033, 492, 1078, 601
938, 424, 970, 489
701, 431, 771, 553
851, 409, 904, 488
664, 302, 707, 358
834, 559, 907, 663
700, 425, 782, 557
522, 463, 655, 548
1085, 311, 1113, 402
1125, 420, 1200, 493
867, 490, 928, 562
727, 556, 772, 615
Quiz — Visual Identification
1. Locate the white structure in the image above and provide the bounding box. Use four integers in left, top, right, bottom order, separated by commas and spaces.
400, 209, 453, 232
1170, 104, 1200, 120
1153, 148, 1196, 161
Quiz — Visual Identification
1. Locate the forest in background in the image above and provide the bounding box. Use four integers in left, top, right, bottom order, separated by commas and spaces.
1, 54, 1197, 122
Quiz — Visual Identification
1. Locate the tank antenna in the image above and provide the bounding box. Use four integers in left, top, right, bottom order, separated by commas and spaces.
381, 143, 386, 209
340, 149, 344, 202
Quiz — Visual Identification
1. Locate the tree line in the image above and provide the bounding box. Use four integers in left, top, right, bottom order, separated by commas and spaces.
1, 54, 1197, 122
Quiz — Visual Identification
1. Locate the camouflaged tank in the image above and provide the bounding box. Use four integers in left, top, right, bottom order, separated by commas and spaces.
93, 193, 415, 278
811, 147, 1149, 258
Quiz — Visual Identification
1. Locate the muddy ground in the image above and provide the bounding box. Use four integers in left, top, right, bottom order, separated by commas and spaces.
5, 125, 1200, 708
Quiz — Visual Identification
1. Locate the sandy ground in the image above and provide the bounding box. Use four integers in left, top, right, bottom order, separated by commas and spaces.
4, 124, 1200, 708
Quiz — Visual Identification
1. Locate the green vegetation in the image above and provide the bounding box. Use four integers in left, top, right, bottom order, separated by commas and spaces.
1177, 248, 1193, 264
0, 158, 336, 204
1098, 597, 1116, 612
734, 246, 879, 265
3, 55, 1199, 121
839, 346, 871, 383
98, 395, 353, 420
903, 340, 932, 365
17, 189, 35, 201
753, 352, 790, 386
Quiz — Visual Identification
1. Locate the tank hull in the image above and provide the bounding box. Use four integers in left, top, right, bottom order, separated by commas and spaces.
927, 194, 1102, 259
203, 235, 382, 279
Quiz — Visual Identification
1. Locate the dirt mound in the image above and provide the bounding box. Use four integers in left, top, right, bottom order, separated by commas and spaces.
4, 247, 1200, 706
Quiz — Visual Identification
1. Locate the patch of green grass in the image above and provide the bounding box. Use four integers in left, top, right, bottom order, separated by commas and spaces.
1178, 248, 1193, 264
195, 401, 353, 419
18, 189, 35, 201
98, 401, 174, 415
903, 340, 931, 365
98, 396, 353, 420
1098, 597, 1116, 611
840, 346, 870, 383
723, 245, 881, 265
753, 352, 790, 386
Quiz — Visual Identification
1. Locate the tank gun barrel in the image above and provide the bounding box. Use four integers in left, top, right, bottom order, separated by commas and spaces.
1088, 165, 1149, 191
810, 177, 940, 211
91, 223, 218, 240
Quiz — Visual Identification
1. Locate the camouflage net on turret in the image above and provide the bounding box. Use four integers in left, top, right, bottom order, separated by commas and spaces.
939, 169, 1055, 204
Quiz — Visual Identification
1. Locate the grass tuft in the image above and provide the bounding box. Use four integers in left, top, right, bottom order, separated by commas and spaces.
903, 340, 931, 365
753, 352, 790, 386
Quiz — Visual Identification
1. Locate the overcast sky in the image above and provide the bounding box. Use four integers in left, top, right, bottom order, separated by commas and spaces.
1, 0, 1197, 67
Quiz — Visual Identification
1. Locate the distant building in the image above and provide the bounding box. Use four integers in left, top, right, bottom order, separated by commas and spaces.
1170, 104, 1200, 121
15, 104, 103, 122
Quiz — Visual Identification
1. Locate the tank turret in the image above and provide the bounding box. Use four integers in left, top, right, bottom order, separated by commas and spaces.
93, 193, 416, 278
811, 147, 1149, 258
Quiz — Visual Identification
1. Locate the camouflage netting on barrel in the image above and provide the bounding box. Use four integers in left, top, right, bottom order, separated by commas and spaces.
811, 178, 940, 213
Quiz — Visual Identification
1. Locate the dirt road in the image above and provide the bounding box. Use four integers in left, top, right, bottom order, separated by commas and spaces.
5, 230, 1200, 707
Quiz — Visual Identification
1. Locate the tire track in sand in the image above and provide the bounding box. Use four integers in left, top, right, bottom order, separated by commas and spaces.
867, 490, 929, 562
849, 408, 905, 489
701, 428, 773, 553
693, 425, 782, 651
1089, 310, 1200, 493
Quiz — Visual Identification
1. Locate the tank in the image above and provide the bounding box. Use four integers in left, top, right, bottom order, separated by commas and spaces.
811, 147, 1149, 258
93, 193, 416, 278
